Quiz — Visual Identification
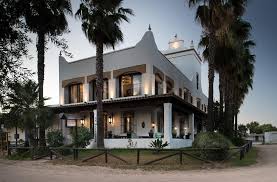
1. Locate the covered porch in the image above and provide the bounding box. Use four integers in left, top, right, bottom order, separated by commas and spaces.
51, 94, 206, 149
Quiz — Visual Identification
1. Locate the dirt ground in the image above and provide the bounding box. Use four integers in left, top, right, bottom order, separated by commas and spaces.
0, 145, 276, 182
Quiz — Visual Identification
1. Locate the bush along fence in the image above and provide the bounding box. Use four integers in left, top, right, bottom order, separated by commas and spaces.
6, 141, 253, 165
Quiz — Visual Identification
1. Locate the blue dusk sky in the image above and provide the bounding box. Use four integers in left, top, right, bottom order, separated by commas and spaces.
24, 0, 277, 125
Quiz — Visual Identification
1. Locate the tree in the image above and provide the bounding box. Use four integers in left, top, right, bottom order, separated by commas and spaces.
76, 0, 133, 148
246, 121, 261, 134
18, 0, 72, 146
0, 0, 31, 103
188, 0, 247, 131
238, 124, 247, 137
3, 80, 54, 147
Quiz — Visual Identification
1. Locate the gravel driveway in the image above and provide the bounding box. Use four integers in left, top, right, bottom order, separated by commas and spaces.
0, 145, 276, 182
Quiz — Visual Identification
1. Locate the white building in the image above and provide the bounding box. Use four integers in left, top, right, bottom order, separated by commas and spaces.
50, 29, 208, 149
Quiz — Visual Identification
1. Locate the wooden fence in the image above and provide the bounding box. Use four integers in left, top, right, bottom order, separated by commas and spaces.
6, 141, 253, 166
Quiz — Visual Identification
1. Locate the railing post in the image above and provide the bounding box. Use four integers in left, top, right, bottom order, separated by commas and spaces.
179, 150, 183, 165
137, 149, 140, 165
240, 148, 244, 160
105, 150, 108, 163
50, 150, 53, 160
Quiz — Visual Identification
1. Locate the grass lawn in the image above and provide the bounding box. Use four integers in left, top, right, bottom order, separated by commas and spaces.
229, 147, 258, 167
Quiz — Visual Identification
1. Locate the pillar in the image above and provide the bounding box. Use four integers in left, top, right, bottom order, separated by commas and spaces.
93, 109, 97, 143
164, 103, 172, 145
189, 113, 195, 141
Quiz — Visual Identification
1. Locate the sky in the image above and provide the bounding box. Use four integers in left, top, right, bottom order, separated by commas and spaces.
24, 0, 277, 126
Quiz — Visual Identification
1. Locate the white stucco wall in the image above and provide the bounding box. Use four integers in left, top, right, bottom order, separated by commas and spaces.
58, 30, 207, 111
264, 132, 277, 144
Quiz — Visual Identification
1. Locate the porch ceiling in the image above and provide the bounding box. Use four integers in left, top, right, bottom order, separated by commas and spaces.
49, 94, 207, 118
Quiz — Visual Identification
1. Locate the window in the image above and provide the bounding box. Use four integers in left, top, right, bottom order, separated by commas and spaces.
179, 88, 182, 97
190, 96, 193, 104
166, 81, 173, 93
90, 79, 109, 101
155, 74, 163, 95
196, 73, 199, 90
197, 98, 201, 108
183, 88, 190, 102
122, 112, 134, 133
69, 83, 83, 103
120, 73, 141, 97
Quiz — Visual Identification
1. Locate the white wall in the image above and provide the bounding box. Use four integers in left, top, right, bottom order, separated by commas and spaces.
265, 132, 277, 144
58, 30, 207, 111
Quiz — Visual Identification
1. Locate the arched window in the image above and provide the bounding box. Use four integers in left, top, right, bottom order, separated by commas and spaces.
155, 73, 163, 95
119, 73, 142, 97
68, 83, 83, 103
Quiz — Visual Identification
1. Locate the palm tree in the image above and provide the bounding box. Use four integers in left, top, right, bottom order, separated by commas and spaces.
188, 0, 248, 131
199, 17, 254, 137
76, 0, 133, 148
18, 0, 72, 146
3, 80, 39, 147
3, 80, 54, 147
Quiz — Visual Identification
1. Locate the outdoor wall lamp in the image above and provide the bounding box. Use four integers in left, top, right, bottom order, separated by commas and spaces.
108, 113, 114, 124
151, 123, 155, 128
80, 118, 85, 126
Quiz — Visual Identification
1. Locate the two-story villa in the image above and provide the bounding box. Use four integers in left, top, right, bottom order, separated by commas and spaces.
50, 28, 208, 149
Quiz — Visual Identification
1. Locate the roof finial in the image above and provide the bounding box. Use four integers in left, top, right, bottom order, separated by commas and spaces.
148, 24, 151, 31
59, 51, 62, 57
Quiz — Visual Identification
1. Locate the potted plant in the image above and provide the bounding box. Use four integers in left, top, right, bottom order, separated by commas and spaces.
107, 131, 113, 138
127, 131, 132, 138
172, 130, 177, 138
186, 132, 191, 139
149, 129, 154, 138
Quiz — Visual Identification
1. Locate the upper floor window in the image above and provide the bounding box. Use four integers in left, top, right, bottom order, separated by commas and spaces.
69, 83, 83, 103
197, 98, 201, 108
155, 73, 163, 95
196, 73, 199, 90
119, 73, 141, 97
184, 88, 190, 102
90, 79, 109, 101
166, 81, 173, 94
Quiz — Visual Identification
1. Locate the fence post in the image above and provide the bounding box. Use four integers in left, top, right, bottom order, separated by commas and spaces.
31, 147, 34, 160
7, 142, 11, 156
137, 149, 140, 165
105, 150, 108, 163
179, 150, 183, 165
240, 148, 244, 160
50, 150, 53, 160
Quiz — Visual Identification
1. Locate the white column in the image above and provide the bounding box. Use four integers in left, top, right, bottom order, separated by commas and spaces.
189, 113, 195, 141
151, 74, 155, 95
109, 78, 116, 99
93, 109, 97, 143
164, 103, 172, 146
163, 81, 167, 94
142, 73, 152, 95
83, 83, 89, 102
59, 87, 64, 105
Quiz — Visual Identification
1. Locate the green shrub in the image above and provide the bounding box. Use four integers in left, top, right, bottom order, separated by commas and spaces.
149, 138, 169, 150
47, 130, 64, 147
71, 127, 93, 148
231, 137, 246, 147
192, 132, 232, 161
